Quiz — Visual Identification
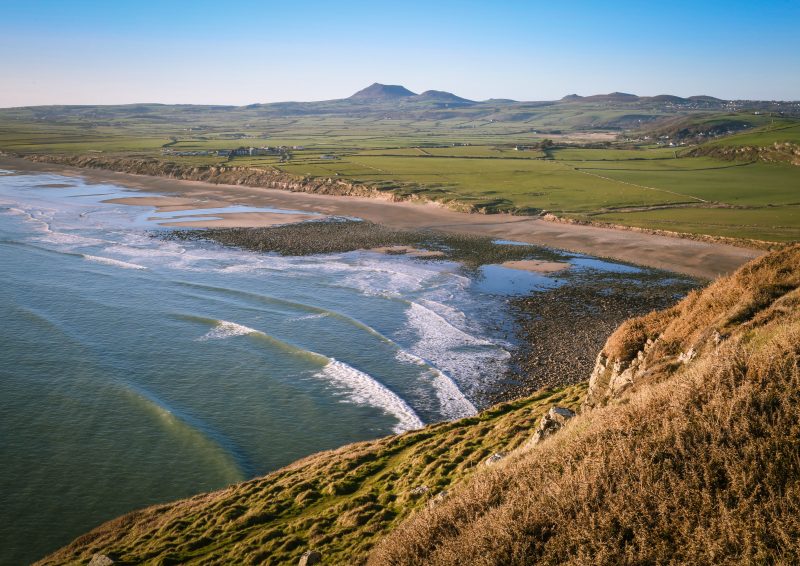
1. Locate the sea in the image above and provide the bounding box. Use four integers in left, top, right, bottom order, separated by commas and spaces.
0, 168, 643, 564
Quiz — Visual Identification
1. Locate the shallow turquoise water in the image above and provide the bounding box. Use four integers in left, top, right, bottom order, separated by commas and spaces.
0, 169, 640, 564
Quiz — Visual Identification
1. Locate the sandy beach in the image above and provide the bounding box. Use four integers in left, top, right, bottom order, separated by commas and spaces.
1, 156, 762, 279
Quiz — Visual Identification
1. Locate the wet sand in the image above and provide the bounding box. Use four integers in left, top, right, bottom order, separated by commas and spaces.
104, 196, 218, 212
501, 260, 571, 273
157, 212, 321, 228
369, 245, 446, 258
0, 156, 763, 279
105, 196, 322, 227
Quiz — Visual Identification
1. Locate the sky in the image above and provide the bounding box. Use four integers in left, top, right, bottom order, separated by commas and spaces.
1, 0, 798, 107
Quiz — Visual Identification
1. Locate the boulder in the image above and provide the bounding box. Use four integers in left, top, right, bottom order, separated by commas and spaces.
88, 555, 114, 566
299, 550, 322, 565
427, 490, 449, 508
410, 485, 430, 496
529, 406, 576, 446
484, 452, 507, 465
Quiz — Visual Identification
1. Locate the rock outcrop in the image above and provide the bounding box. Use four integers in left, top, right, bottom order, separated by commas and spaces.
527, 406, 576, 446
584, 243, 800, 409
87, 555, 114, 566
298, 550, 322, 566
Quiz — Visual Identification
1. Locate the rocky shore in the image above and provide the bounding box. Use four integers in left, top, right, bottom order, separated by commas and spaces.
165, 219, 567, 267
166, 220, 699, 404
495, 273, 698, 403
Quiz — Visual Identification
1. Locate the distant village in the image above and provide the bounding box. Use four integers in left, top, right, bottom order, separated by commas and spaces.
161, 145, 316, 159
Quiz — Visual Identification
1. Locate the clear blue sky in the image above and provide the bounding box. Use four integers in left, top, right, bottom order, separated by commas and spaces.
1, 0, 798, 107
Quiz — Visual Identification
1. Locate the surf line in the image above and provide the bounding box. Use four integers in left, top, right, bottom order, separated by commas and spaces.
185, 316, 425, 433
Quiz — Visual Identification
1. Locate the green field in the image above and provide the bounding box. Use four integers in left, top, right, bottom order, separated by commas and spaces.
0, 99, 797, 242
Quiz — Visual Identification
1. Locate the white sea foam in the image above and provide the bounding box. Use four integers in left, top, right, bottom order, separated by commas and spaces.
394, 350, 477, 419
289, 312, 329, 322
401, 301, 510, 403
417, 298, 468, 328
314, 359, 424, 433
407, 301, 494, 348
395, 350, 428, 366
38, 231, 108, 247
197, 320, 259, 341
82, 254, 147, 270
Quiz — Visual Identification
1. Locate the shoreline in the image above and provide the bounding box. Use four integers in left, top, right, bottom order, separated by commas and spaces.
5, 153, 701, 563
0, 155, 762, 279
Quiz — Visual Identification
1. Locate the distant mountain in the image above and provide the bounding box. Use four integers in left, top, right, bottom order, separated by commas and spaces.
648, 94, 689, 103
414, 90, 473, 104
688, 95, 725, 103
561, 92, 641, 102
584, 92, 640, 102
348, 83, 417, 100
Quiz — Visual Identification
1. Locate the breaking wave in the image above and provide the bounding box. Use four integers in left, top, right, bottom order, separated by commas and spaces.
314, 359, 424, 433
82, 254, 147, 270
394, 350, 477, 419
188, 317, 424, 433
197, 320, 259, 341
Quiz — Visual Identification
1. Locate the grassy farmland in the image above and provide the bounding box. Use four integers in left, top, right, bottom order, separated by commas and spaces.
0, 94, 798, 242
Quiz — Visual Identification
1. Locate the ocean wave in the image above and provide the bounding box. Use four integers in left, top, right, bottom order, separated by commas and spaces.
120, 381, 250, 479
400, 300, 510, 403
314, 359, 424, 433
37, 231, 108, 247
289, 312, 330, 322
394, 350, 477, 419
407, 301, 494, 348
82, 254, 147, 270
190, 317, 424, 433
197, 320, 259, 341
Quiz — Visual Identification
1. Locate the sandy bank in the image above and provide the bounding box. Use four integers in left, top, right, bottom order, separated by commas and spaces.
104, 195, 219, 211
501, 259, 571, 273
369, 245, 446, 258
157, 212, 321, 228
0, 155, 762, 279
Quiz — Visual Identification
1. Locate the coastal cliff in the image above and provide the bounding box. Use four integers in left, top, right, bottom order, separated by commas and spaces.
16, 154, 509, 214
38, 245, 800, 564
23, 154, 390, 199
686, 141, 800, 166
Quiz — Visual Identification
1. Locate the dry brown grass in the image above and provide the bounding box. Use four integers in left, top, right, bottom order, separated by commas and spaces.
605, 244, 800, 364
370, 246, 800, 565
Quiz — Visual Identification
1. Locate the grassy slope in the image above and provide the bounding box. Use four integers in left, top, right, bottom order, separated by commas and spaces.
371, 244, 800, 565
37, 386, 586, 565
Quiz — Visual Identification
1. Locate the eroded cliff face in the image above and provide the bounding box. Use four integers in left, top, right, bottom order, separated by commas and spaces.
686, 141, 800, 166
584, 243, 800, 409
22, 154, 395, 199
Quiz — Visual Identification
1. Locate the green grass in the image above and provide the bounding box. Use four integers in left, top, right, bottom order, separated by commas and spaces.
39, 383, 587, 565
578, 161, 799, 206
1, 104, 798, 242
712, 121, 800, 146
587, 206, 800, 242
550, 147, 680, 160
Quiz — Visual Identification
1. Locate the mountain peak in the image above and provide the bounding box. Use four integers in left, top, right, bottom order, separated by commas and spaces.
415, 90, 473, 103
348, 83, 417, 100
